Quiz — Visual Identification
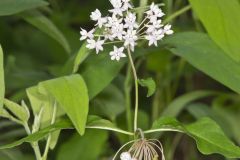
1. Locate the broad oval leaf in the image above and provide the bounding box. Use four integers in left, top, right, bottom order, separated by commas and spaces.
138, 77, 156, 97
163, 32, 240, 94
40, 74, 89, 135
0, 45, 4, 109
80, 52, 126, 99
186, 118, 240, 157
0, 0, 48, 16
80, 47, 151, 99
189, 0, 240, 61
148, 117, 240, 158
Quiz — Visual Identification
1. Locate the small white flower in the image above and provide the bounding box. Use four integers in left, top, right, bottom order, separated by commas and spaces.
124, 13, 139, 30
97, 17, 107, 28
111, 24, 125, 40
110, 46, 126, 61
145, 30, 164, 46
86, 38, 105, 54
109, 8, 124, 16
163, 24, 174, 35
104, 28, 115, 41
80, 0, 174, 62
146, 20, 163, 33
110, 0, 123, 8
109, 0, 124, 16
122, 0, 132, 11
151, 19, 163, 28
146, 25, 156, 33
90, 9, 102, 21
146, 3, 164, 18
80, 28, 95, 41
123, 30, 138, 51
90, 9, 107, 28
120, 152, 132, 160
105, 15, 122, 28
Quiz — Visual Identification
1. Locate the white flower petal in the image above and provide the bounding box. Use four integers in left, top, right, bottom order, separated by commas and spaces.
120, 152, 132, 160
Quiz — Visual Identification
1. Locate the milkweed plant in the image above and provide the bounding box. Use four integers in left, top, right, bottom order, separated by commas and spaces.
1, 0, 240, 160
80, 0, 173, 159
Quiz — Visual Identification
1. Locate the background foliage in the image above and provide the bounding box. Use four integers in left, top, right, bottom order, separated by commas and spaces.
1, 0, 240, 160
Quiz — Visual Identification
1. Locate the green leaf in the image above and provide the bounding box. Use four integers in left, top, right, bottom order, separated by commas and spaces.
0, 108, 20, 123
163, 32, 240, 94
0, 119, 72, 150
72, 42, 91, 73
20, 10, 71, 53
0, 0, 48, 16
91, 84, 125, 120
40, 74, 89, 135
138, 78, 156, 97
81, 52, 126, 99
186, 118, 240, 158
186, 103, 240, 143
0, 45, 4, 110
80, 45, 153, 99
149, 117, 240, 158
0, 116, 132, 149
146, 50, 171, 72
26, 86, 59, 127
56, 130, 108, 160
162, 90, 216, 117
3, 99, 29, 122
189, 0, 240, 61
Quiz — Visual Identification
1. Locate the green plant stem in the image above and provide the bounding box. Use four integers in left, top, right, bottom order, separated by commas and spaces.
171, 59, 186, 98
23, 123, 42, 160
167, 134, 182, 160
127, 47, 139, 132
124, 64, 133, 132
164, 0, 173, 16
152, 73, 162, 122
163, 5, 191, 24
42, 102, 58, 160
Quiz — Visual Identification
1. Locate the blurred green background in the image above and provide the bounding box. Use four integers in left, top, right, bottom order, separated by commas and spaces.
1, 0, 240, 160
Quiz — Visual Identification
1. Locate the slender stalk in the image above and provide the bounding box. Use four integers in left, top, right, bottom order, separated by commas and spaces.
171, 59, 186, 98
163, 5, 191, 24
124, 64, 133, 132
112, 140, 137, 160
143, 128, 184, 134
86, 126, 134, 135
137, 21, 150, 34
131, 3, 165, 12
151, 73, 162, 122
127, 47, 139, 132
104, 40, 124, 45
23, 123, 42, 160
42, 102, 58, 160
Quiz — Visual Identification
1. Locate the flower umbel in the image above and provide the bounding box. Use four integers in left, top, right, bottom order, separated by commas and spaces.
115, 139, 165, 160
80, 0, 173, 61
112, 129, 165, 160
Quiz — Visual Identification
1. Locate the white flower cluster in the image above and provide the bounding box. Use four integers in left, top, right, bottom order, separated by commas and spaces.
120, 152, 137, 160
80, 0, 173, 61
